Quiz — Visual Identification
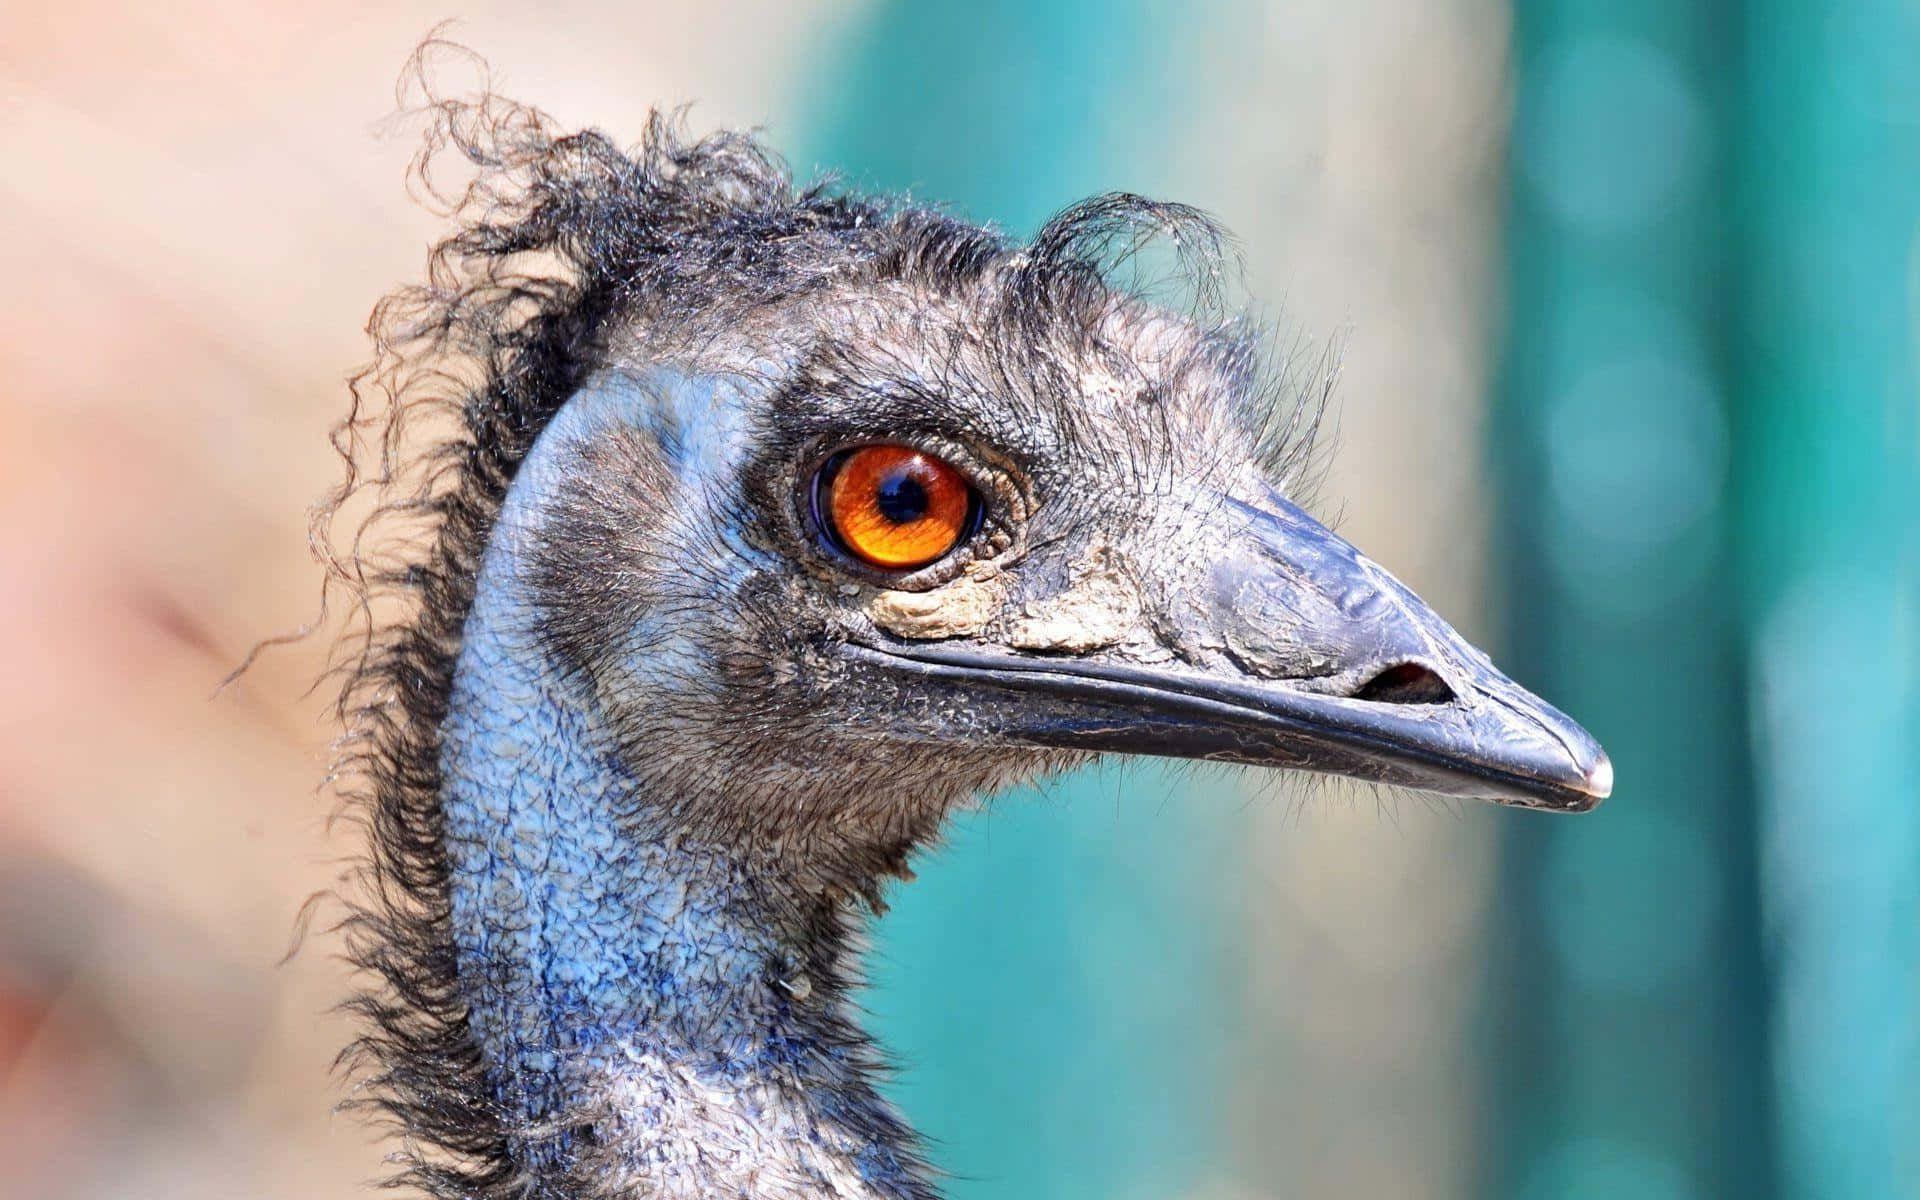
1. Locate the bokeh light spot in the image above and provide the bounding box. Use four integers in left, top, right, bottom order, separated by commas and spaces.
1519, 35, 1705, 232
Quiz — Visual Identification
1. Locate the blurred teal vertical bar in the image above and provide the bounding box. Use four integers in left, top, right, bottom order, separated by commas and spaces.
1734, 3, 1920, 1197
792, 6, 1239, 1199
1492, 2, 1775, 1197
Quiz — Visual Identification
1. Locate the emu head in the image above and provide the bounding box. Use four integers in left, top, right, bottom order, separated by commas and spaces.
472, 133, 1608, 882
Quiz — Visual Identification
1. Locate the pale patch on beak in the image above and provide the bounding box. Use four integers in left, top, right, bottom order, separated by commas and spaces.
864, 570, 1008, 640
1006, 537, 1143, 653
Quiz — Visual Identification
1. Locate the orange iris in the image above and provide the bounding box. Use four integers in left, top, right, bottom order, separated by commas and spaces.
825, 445, 973, 569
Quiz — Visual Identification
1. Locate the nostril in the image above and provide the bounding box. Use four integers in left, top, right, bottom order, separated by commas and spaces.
1352, 662, 1456, 705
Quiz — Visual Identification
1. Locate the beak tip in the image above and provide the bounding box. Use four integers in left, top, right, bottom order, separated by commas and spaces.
1540, 742, 1610, 812
1584, 753, 1614, 802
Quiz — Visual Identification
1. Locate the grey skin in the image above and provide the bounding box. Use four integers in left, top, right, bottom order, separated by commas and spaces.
328, 105, 1609, 1200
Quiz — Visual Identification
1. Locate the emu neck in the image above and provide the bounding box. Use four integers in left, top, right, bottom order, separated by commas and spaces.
438, 392, 925, 1199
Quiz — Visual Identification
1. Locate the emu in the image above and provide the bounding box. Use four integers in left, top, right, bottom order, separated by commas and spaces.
321, 95, 1609, 1200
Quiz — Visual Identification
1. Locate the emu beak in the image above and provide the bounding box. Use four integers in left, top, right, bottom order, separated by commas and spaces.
847, 489, 1610, 812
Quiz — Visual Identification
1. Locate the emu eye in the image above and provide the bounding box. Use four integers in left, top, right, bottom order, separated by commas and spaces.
815, 445, 979, 571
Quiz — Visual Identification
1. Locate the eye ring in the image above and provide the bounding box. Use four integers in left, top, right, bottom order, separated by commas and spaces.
811, 445, 984, 572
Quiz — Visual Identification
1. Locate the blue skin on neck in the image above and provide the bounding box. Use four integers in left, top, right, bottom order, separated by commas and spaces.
438, 377, 917, 1193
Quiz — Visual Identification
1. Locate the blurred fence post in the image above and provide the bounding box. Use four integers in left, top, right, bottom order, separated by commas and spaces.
1490, 3, 1777, 1197
1735, 2, 1920, 1197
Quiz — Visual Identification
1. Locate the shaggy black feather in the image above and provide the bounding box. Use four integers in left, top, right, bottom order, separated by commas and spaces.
311, 43, 1331, 1198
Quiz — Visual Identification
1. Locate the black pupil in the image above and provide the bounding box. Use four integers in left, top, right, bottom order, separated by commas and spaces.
874, 470, 929, 524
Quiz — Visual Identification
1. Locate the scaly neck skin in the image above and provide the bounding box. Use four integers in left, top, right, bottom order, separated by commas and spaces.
438, 387, 929, 1199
